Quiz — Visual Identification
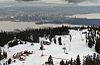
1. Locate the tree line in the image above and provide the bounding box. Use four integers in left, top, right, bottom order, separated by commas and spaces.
45, 53, 100, 65
85, 26, 100, 54
0, 25, 70, 47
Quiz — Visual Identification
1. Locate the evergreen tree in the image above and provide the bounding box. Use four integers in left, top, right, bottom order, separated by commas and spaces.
95, 38, 100, 54
48, 55, 53, 65
96, 54, 100, 65
70, 58, 73, 65
66, 60, 68, 65
76, 55, 81, 65
8, 58, 12, 64
49, 36, 52, 42
96, 54, 100, 62
73, 60, 76, 65
3, 50, 7, 58
83, 55, 93, 65
93, 53, 96, 65
54, 37, 56, 44
0, 48, 1, 53
58, 37, 62, 45
88, 37, 93, 48
0, 48, 2, 60
86, 56, 93, 65
92, 37, 95, 44
60, 60, 65, 65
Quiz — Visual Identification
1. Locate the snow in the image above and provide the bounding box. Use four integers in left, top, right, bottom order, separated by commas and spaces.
0, 29, 96, 65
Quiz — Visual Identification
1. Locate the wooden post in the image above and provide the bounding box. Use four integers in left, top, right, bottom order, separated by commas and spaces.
41, 49, 44, 56
63, 43, 66, 53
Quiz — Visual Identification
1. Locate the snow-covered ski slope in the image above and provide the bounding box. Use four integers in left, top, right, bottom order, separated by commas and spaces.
2, 29, 96, 65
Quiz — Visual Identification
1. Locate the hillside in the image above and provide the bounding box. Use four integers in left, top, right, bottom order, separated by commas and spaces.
0, 29, 96, 65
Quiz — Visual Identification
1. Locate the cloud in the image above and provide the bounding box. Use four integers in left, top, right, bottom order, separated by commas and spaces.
67, 0, 100, 3
67, 0, 85, 3
0, 0, 100, 6
0, 0, 99, 3
0, 0, 14, 1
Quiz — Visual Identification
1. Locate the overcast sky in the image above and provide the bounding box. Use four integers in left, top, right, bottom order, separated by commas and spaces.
0, 0, 100, 6
0, 0, 99, 3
